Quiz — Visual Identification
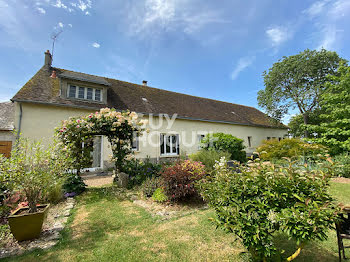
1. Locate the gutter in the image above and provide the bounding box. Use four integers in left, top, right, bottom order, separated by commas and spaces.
11, 99, 288, 130
16, 102, 23, 140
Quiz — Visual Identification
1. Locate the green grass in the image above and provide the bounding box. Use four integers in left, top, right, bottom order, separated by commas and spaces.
2, 182, 350, 262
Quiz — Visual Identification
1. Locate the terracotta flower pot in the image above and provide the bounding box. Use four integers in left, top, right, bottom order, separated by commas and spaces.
8, 204, 50, 241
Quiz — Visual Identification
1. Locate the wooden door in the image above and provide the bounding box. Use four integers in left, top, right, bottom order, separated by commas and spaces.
0, 141, 12, 158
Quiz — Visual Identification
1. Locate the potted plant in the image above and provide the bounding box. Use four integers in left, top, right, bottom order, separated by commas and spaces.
0, 138, 69, 241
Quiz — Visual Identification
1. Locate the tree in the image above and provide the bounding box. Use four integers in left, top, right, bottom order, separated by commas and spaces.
287, 109, 324, 138
307, 64, 350, 155
258, 49, 345, 137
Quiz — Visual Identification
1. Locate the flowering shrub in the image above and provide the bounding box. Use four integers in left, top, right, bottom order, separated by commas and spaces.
62, 173, 86, 195
257, 138, 327, 161
189, 149, 231, 172
120, 158, 161, 187
56, 108, 146, 173
161, 160, 206, 201
142, 177, 163, 197
199, 156, 339, 261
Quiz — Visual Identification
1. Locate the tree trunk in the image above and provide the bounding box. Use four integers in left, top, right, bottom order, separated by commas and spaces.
302, 113, 310, 138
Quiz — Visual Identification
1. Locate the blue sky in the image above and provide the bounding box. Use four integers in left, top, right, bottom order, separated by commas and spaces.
1, 0, 350, 122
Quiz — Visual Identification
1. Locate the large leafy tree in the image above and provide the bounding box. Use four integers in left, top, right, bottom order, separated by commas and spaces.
258, 49, 344, 137
308, 64, 350, 154
287, 109, 324, 138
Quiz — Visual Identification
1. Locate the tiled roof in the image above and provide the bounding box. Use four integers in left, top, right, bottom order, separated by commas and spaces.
0, 102, 14, 131
12, 67, 287, 129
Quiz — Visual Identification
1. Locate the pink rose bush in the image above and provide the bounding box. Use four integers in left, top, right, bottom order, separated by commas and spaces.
56, 108, 146, 173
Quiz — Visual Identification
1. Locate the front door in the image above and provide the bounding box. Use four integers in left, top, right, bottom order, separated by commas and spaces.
92, 136, 102, 168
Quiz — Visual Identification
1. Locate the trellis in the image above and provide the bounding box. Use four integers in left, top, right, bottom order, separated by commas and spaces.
56, 108, 145, 174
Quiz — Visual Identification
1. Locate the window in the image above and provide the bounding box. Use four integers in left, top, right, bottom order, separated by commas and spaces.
247, 136, 252, 147
68, 85, 76, 98
78, 87, 85, 99
68, 84, 102, 102
95, 89, 101, 101
131, 132, 139, 151
198, 134, 205, 149
160, 134, 179, 156
267, 137, 271, 140
87, 88, 93, 100
278, 137, 282, 141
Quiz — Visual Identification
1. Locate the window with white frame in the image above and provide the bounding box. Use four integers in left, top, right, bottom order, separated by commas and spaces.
160, 134, 179, 156
68, 84, 102, 102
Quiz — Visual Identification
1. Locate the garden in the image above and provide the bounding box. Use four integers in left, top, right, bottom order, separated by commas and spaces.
1, 49, 350, 261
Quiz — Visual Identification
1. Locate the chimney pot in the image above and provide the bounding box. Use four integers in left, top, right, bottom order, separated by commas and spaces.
44, 50, 52, 69
50, 70, 57, 78
142, 80, 147, 86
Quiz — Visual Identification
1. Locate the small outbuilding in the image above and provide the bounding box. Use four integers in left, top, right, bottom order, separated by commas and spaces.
0, 102, 15, 158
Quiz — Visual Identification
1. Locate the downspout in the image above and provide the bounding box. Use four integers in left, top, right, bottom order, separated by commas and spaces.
16, 102, 23, 141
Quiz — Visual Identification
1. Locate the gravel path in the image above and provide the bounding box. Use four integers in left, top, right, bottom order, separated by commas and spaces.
332, 177, 350, 184
83, 176, 113, 187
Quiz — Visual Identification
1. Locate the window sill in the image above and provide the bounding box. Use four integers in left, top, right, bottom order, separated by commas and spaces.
66, 97, 106, 104
160, 154, 180, 158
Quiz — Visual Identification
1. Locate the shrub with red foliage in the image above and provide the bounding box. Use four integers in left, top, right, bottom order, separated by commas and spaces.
161, 160, 206, 201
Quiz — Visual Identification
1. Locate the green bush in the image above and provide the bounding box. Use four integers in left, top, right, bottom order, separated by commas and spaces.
199, 156, 339, 261
257, 138, 327, 161
152, 188, 168, 203
43, 178, 65, 204
334, 153, 350, 178
200, 133, 246, 162
189, 150, 231, 171
141, 177, 163, 197
63, 173, 86, 195
120, 158, 161, 187
0, 138, 70, 213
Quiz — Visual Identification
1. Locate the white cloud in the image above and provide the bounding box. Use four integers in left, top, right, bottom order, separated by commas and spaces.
183, 11, 230, 35
266, 26, 291, 46
36, 7, 46, 14
85, 11, 90, 15
304, 1, 328, 18
92, 42, 100, 48
329, 0, 350, 19
53, 0, 67, 9
128, 0, 229, 37
77, 0, 92, 12
68, 23, 73, 27
302, 0, 350, 50
58, 22, 64, 28
231, 56, 255, 80
317, 25, 338, 50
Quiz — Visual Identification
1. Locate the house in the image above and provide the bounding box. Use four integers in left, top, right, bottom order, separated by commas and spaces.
10, 50, 287, 169
0, 102, 15, 158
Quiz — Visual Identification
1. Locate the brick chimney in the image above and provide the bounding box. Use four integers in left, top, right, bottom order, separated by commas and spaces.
44, 50, 52, 69
142, 80, 148, 86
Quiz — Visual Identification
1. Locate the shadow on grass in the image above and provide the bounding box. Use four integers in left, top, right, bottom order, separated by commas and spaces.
272, 233, 338, 262
4, 186, 148, 262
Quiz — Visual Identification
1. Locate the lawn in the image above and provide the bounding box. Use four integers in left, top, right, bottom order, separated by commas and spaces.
2, 182, 350, 262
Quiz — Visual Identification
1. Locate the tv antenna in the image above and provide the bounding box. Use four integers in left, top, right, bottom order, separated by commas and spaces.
50, 29, 63, 61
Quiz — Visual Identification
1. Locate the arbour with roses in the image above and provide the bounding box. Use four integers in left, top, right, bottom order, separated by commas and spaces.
56, 108, 146, 174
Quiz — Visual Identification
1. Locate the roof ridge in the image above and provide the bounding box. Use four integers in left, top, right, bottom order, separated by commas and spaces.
55, 67, 262, 112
